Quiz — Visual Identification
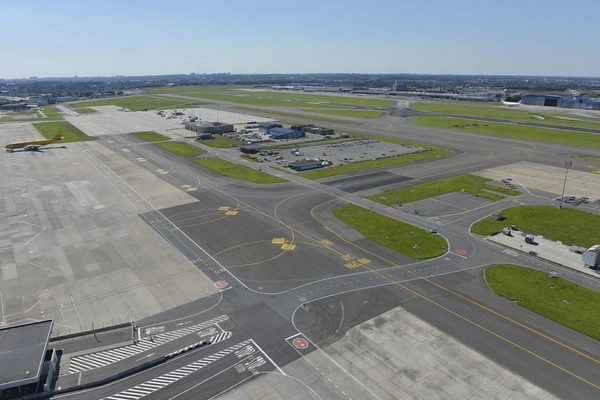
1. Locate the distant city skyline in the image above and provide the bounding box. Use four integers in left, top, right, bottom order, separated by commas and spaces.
2, 0, 599, 79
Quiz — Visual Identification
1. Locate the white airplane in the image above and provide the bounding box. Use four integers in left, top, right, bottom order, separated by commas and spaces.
502, 100, 522, 107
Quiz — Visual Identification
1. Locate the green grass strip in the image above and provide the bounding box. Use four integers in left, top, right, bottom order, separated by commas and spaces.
414, 102, 600, 130
486, 264, 600, 341
413, 116, 600, 148
72, 95, 205, 111
154, 142, 206, 157
332, 204, 447, 259
33, 121, 95, 143
236, 91, 394, 107
366, 174, 519, 206
237, 107, 361, 125
131, 131, 170, 142
300, 109, 383, 118
471, 205, 600, 247
195, 135, 239, 148
194, 158, 288, 184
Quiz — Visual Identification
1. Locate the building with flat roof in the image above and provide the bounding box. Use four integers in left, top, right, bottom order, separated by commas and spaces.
0, 320, 55, 393
239, 143, 264, 154
258, 122, 282, 133
288, 159, 325, 171
269, 128, 305, 140
184, 121, 234, 135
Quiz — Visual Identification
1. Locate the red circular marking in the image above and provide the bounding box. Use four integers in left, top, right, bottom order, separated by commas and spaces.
214, 280, 228, 289
293, 338, 309, 349
455, 249, 468, 255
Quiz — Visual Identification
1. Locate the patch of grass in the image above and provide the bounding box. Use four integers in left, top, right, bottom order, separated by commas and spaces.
571, 155, 600, 163
42, 105, 63, 119
196, 135, 239, 148
332, 204, 447, 259
366, 174, 519, 206
194, 158, 288, 184
131, 131, 170, 142
155, 142, 206, 157
146, 85, 245, 94
301, 109, 383, 118
237, 107, 361, 125
471, 205, 600, 247
72, 95, 206, 111
234, 90, 394, 107
413, 116, 600, 148
298, 137, 450, 179
414, 102, 600, 130
181, 93, 341, 108
74, 107, 96, 113
32, 121, 95, 142
486, 264, 600, 341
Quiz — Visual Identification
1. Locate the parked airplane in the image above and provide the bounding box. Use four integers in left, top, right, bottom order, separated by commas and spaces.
502, 100, 522, 107
5, 131, 64, 152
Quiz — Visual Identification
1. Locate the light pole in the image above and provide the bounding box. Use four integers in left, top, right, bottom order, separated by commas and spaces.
559, 161, 572, 209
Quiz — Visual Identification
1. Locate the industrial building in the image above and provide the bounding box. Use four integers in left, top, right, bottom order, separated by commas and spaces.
522, 95, 600, 110
184, 121, 234, 135
239, 143, 264, 154
269, 128, 305, 140
258, 122, 282, 133
304, 126, 334, 136
288, 159, 325, 171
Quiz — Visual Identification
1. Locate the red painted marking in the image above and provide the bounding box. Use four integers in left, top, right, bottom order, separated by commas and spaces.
214, 280, 228, 289
455, 249, 468, 255
293, 338, 309, 349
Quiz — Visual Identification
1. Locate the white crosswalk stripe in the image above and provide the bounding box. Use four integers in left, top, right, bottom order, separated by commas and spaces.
102, 340, 251, 400
68, 315, 229, 373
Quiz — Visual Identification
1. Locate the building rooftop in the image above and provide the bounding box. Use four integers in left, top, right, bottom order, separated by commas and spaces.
0, 320, 53, 390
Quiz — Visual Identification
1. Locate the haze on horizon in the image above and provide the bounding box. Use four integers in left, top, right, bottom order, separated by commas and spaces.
2, 0, 599, 79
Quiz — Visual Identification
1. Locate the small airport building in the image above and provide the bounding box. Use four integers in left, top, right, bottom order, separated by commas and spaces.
239, 143, 264, 154
269, 128, 305, 140
258, 122, 283, 133
288, 159, 325, 171
184, 121, 234, 135
522, 95, 600, 110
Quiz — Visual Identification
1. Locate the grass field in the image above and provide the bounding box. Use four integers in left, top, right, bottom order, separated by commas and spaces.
72, 95, 205, 111
486, 264, 600, 341
238, 107, 361, 125
42, 105, 63, 119
0, 107, 63, 122
366, 174, 521, 206
32, 121, 95, 142
75, 107, 97, 114
471, 205, 600, 247
233, 90, 394, 108
301, 109, 384, 118
131, 131, 170, 142
178, 93, 349, 108
571, 155, 600, 163
413, 116, 600, 148
194, 158, 288, 184
154, 142, 206, 157
146, 85, 246, 94
298, 137, 450, 179
332, 204, 447, 259
413, 102, 600, 130
196, 135, 239, 148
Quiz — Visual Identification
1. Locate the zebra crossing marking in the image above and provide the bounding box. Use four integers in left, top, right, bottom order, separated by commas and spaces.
68, 315, 229, 374
103, 340, 252, 400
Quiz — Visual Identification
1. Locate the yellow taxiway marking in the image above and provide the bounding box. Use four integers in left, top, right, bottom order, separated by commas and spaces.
225, 210, 238, 216
219, 206, 230, 211
182, 184, 192, 188
281, 243, 296, 251
340, 254, 354, 261
185, 187, 197, 191
122, 149, 131, 152
136, 157, 146, 162
320, 239, 333, 246
271, 238, 285, 245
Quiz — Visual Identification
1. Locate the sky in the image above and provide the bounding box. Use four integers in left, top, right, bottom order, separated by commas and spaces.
1, 0, 599, 79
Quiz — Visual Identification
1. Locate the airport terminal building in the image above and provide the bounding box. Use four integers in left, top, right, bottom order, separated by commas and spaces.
184, 121, 234, 135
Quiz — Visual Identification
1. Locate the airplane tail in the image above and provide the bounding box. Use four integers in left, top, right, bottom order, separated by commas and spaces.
53, 131, 64, 141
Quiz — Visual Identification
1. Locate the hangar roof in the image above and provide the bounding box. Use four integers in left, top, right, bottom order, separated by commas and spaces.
0, 320, 53, 390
